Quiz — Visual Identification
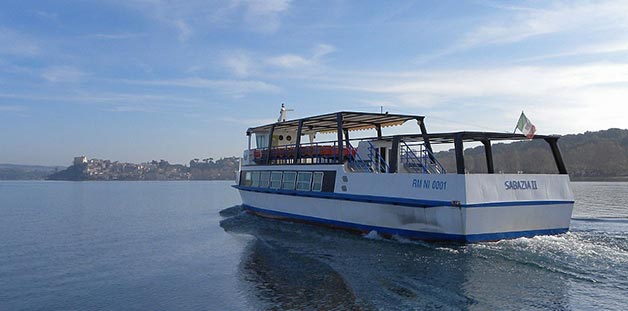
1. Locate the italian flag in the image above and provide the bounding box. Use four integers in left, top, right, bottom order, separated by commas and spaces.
515, 112, 536, 138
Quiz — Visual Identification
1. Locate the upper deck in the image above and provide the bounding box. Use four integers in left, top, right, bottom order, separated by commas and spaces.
242, 110, 567, 176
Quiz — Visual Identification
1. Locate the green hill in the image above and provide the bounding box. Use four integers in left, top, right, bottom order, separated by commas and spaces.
433, 128, 628, 181
0, 164, 65, 180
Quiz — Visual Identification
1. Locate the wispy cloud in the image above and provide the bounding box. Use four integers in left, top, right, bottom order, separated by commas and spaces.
265, 43, 335, 71
242, 0, 292, 33
307, 62, 628, 133
87, 33, 145, 40
119, 0, 291, 41
0, 27, 40, 56
41, 66, 86, 83
220, 116, 276, 125
418, 1, 628, 62
0, 104, 26, 112
223, 51, 254, 77
514, 38, 628, 63
266, 54, 312, 69
124, 77, 281, 97
173, 19, 192, 42
35, 11, 58, 20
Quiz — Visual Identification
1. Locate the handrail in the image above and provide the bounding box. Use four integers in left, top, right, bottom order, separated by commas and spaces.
367, 141, 389, 173
345, 141, 372, 172
401, 142, 429, 174
400, 141, 446, 174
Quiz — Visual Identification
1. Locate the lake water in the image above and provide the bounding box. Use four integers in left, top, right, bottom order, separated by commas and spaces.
1, 181, 627, 310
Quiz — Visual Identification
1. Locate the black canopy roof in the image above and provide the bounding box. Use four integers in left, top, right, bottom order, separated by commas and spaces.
389, 131, 560, 144
247, 111, 424, 134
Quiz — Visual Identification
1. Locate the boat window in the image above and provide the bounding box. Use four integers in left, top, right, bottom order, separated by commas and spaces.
260, 171, 270, 188
312, 172, 324, 192
242, 171, 252, 186
256, 134, 267, 148
270, 171, 282, 189
296, 172, 312, 191
251, 171, 260, 187
282, 171, 297, 190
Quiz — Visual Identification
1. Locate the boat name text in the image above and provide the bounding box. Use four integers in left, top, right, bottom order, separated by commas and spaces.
504, 180, 538, 190
412, 179, 447, 190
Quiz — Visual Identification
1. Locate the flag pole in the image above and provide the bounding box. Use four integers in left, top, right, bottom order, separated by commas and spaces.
513, 111, 522, 134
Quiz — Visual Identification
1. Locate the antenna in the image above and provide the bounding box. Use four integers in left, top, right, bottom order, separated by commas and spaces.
278, 103, 294, 122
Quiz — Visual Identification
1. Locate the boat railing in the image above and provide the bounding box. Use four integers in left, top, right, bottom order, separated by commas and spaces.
400, 141, 446, 174
248, 139, 362, 165
366, 141, 389, 173
345, 141, 373, 173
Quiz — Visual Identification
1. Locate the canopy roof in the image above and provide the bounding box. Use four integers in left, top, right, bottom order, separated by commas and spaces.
247, 111, 424, 134
384, 131, 559, 144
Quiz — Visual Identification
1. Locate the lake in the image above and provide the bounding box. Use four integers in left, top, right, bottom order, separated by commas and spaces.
1, 181, 627, 310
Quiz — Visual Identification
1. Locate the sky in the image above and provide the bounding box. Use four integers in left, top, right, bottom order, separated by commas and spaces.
1, 0, 628, 166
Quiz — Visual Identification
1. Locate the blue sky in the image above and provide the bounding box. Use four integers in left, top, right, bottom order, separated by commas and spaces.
1, 0, 627, 165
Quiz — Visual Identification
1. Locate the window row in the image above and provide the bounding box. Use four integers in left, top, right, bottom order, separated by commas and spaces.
240, 170, 324, 192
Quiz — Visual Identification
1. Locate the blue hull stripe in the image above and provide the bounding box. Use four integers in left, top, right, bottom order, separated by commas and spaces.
242, 204, 569, 243
233, 185, 574, 209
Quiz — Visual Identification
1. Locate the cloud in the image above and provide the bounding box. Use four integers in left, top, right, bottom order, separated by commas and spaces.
265, 43, 335, 70
418, 1, 628, 62
87, 33, 145, 40
41, 66, 86, 83
266, 54, 312, 69
223, 51, 254, 77
242, 0, 291, 33
119, 0, 291, 41
0, 27, 40, 56
220, 116, 276, 125
310, 62, 628, 133
0, 105, 25, 112
312, 44, 336, 59
514, 38, 628, 62
36, 11, 58, 20
173, 19, 192, 42
125, 77, 281, 97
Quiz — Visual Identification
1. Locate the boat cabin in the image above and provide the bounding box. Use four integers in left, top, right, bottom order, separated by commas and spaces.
243, 111, 567, 175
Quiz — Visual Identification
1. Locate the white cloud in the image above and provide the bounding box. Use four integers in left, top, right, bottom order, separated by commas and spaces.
0, 105, 25, 112
36, 11, 58, 20
220, 116, 276, 125
224, 51, 254, 77
243, 0, 291, 33
265, 43, 335, 70
312, 44, 336, 59
87, 33, 145, 40
41, 66, 86, 83
174, 19, 192, 42
419, 1, 628, 61
119, 0, 291, 40
266, 54, 311, 69
311, 62, 628, 133
0, 27, 40, 56
126, 77, 281, 97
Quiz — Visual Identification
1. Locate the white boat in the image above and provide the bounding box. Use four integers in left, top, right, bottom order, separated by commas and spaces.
234, 107, 574, 242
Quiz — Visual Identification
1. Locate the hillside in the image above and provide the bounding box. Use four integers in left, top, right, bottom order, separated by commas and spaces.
0, 164, 65, 180
433, 128, 628, 181
47, 157, 239, 181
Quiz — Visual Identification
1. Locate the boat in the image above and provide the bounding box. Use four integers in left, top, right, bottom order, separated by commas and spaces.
233, 106, 574, 242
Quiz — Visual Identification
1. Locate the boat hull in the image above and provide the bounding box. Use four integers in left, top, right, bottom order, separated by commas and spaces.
236, 187, 573, 243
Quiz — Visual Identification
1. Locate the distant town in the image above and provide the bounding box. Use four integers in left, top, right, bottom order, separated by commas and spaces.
0, 128, 627, 181
47, 156, 239, 181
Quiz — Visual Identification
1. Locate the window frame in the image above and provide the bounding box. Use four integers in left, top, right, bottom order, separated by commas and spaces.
312, 172, 324, 192
270, 171, 282, 189
281, 171, 297, 190
296, 172, 312, 191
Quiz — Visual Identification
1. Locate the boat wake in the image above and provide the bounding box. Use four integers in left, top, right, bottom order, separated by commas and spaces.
219, 205, 628, 310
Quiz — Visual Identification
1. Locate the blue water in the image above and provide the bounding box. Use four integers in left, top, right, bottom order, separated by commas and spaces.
1, 181, 627, 310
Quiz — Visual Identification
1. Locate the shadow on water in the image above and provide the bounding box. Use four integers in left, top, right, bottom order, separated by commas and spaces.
219, 205, 628, 310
